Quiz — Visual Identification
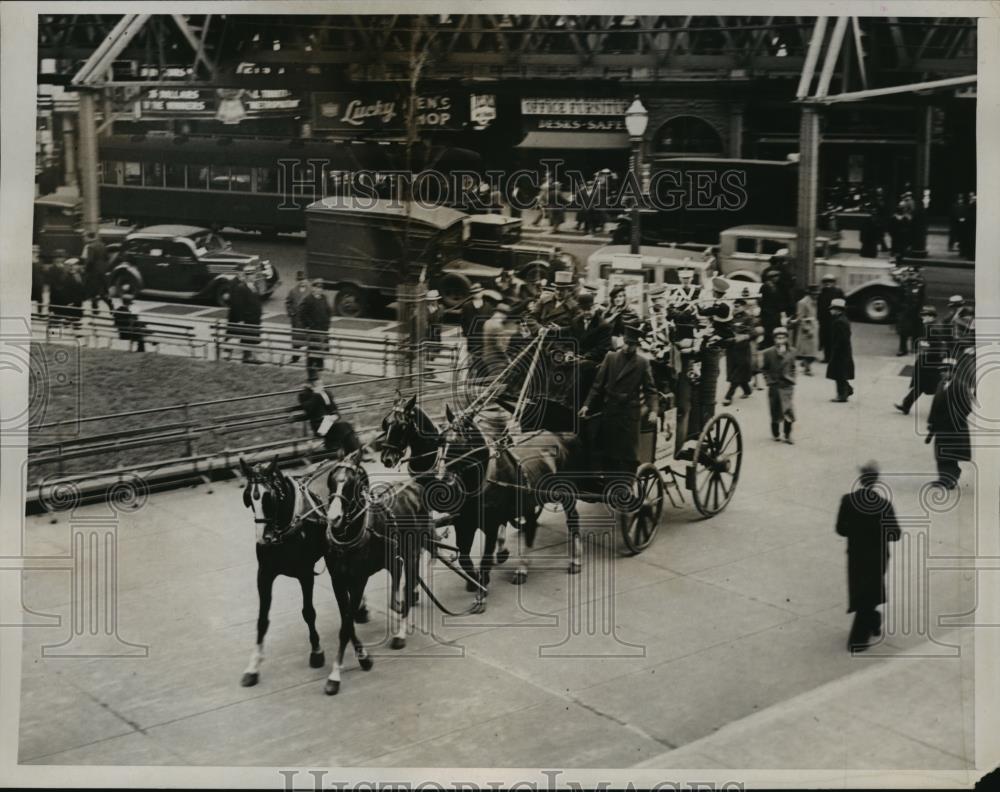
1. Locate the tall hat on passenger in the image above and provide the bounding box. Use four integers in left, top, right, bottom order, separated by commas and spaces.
553, 270, 574, 288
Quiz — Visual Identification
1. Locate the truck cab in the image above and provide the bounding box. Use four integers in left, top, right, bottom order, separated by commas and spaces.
33, 194, 134, 263
717, 224, 901, 323
463, 214, 576, 284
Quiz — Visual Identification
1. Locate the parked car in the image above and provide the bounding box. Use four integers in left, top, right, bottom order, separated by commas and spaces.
717, 224, 901, 323
33, 194, 134, 263
107, 225, 278, 305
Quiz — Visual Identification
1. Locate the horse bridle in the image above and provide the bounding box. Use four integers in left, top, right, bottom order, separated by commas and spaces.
382, 403, 442, 469
244, 469, 305, 545
325, 459, 373, 551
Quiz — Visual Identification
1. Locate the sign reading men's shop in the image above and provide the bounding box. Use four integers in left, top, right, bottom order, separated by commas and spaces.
521, 97, 629, 132
312, 91, 496, 133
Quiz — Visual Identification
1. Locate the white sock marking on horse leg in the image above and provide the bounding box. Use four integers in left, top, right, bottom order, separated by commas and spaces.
326, 661, 341, 683
244, 643, 263, 675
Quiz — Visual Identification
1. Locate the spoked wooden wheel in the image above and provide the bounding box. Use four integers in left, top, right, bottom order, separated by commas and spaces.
690, 412, 743, 517
620, 463, 665, 554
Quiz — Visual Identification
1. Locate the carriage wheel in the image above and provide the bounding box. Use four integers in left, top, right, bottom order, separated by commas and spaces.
690, 412, 743, 517
620, 463, 665, 554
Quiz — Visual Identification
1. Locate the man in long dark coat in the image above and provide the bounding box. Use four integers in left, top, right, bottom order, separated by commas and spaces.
835, 461, 901, 652
758, 269, 786, 349
826, 298, 855, 402
571, 291, 613, 402
816, 275, 845, 363
894, 306, 948, 415
926, 358, 972, 490
461, 284, 492, 364
83, 231, 113, 313
299, 279, 332, 380
294, 376, 361, 459
578, 323, 658, 477
227, 270, 263, 364
286, 270, 311, 364
895, 272, 925, 356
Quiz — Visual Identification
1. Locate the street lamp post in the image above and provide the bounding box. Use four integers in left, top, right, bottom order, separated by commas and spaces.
625, 97, 649, 255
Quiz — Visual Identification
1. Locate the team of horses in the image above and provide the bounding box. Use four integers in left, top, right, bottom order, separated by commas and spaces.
239, 393, 641, 695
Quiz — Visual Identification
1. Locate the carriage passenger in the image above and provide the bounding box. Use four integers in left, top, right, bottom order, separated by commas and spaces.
569, 291, 613, 403
604, 285, 639, 348
578, 322, 658, 481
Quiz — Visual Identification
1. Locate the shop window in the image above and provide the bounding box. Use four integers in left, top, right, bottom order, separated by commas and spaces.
653, 116, 724, 156
142, 161, 164, 188
735, 237, 757, 254
165, 163, 186, 188
122, 161, 142, 186
230, 167, 252, 192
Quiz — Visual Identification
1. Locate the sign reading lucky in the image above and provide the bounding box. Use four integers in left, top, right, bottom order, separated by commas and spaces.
312, 91, 476, 132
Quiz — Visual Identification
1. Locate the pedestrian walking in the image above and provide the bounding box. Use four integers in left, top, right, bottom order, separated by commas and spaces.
112, 293, 150, 352
792, 286, 819, 375
227, 268, 263, 364
948, 193, 966, 252
82, 231, 113, 313
926, 358, 971, 490
299, 279, 332, 379
761, 326, 796, 443
817, 275, 845, 363
826, 298, 855, 402
758, 269, 786, 348
887, 202, 912, 259
835, 461, 901, 652
285, 270, 310, 364
894, 306, 947, 415
722, 300, 755, 404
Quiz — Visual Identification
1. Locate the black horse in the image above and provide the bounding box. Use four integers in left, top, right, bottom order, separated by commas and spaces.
322, 449, 432, 694
239, 456, 366, 687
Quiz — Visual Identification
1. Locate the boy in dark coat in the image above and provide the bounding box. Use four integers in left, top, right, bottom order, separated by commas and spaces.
926, 358, 972, 489
578, 323, 658, 477
294, 375, 361, 459
761, 326, 797, 443
826, 298, 855, 402
835, 461, 901, 652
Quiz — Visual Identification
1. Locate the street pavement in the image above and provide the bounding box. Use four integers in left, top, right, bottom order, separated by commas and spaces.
17, 323, 977, 770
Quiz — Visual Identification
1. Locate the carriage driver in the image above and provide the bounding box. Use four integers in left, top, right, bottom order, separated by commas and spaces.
294, 372, 362, 460
578, 322, 659, 483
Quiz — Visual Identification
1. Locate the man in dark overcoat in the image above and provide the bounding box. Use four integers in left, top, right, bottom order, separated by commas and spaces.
926, 358, 972, 490
578, 323, 658, 477
895, 273, 925, 356
894, 306, 948, 415
571, 291, 613, 402
294, 375, 361, 459
82, 232, 113, 313
758, 269, 786, 349
299, 279, 332, 380
826, 298, 855, 402
227, 269, 263, 363
286, 270, 310, 364
835, 461, 901, 651
761, 326, 797, 443
816, 275, 845, 363
460, 284, 492, 364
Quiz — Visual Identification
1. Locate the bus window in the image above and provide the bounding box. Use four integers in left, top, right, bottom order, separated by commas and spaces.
644, 268, 657, 284
254, 167, 277, 193
210, 166, 231, 190
123, 162, 142, 186
735, 237, 757, 254
143, 162, 164, 188
230, 167, 252, 192
165, 163, 186, 188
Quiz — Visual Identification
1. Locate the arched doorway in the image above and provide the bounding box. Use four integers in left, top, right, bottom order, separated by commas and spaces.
653, 115, 724, 156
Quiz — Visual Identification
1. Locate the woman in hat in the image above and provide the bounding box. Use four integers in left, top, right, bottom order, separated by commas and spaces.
791, 284, 819, 375
761, 325, 797, 443
604, 284, 638, 347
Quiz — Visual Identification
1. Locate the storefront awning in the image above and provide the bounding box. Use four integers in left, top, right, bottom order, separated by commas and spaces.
516, 131, 630, 150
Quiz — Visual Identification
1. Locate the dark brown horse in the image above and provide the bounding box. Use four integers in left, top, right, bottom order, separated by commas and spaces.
321, 449, 432, 694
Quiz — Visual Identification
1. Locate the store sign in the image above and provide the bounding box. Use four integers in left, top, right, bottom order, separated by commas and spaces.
136, 88, 301, 119
312, 91, 484, 132
532, 117, 626, 131
470, 93, 497, 130
521, 98, 629, 116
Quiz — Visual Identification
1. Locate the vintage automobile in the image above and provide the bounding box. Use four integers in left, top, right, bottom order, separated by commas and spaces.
586, 244, 717, 296
33, 193, 134, 263
107, 225, 278, 305
717, 224, 902, 323
463, 214, 576, 284
305, 199, 573, 317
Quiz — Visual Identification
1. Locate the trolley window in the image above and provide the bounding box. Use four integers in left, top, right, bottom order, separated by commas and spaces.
143, 162, 164, 188
192, 166, 210, 190
230, 166, 252, 192
209, 166, 231, 191
122, 162, 142, 186
253, 166, 277, 193
165, 162, 186, 188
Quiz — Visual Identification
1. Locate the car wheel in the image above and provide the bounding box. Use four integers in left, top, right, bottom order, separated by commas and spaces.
214, 281, 234, 307
440, 274, 472, 310
859, 290, 894, 323
333, 285, 365, 318
111, 269, 141, 299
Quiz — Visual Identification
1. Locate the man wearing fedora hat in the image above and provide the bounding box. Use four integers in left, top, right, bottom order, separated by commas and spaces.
926, 356, 971, 489
424, 289, 443, 344
826, 297, 855, 402
299, 278, 332, 378
894, 305, 947, 415
817, 274, 845, 362
761, 326, 797, 443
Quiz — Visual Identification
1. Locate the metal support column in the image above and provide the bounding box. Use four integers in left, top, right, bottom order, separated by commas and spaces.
61, 114, 78, 188
728, 105, 744, 158
915, 103, 933, 191
796, 106, 821, 290
77, 91, 100, 236
629, 136, 642, 254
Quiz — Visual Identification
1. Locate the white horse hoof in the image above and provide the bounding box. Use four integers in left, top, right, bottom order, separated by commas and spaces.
325, 679, 340, 695
511, 569, 528, 585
